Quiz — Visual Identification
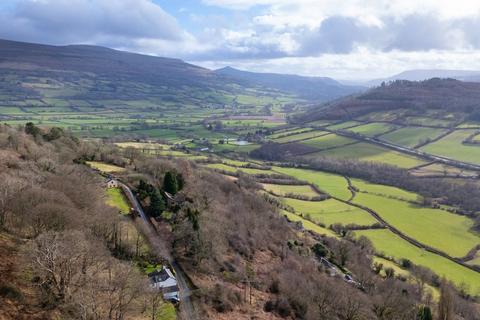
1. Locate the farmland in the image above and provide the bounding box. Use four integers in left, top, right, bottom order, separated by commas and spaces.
353, 193, 479, 258
421, 130, 480, 165
309, 142, 426, 168
262, 183, 319, 197
355, 229, 480, 295
300, 133, 355, 149
346, 122, 397, 137
86, 161, 125, 173
380, 127, 447, 147
282, 198, 377, 227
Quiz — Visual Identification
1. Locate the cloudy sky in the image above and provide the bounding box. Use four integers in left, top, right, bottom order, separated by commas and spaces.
1, 0, 480, 80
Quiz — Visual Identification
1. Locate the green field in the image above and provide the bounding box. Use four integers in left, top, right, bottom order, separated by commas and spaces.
421, 130, 480, 165
274, 130, 329, 143
300, 133, 355, 150
268, 127, 311, 139
310, 142, 426, 168
355, 229, 480, 295
347, 122, 397, 137
326, 121, 361, 130
380, 127, 447, 147
271, 167, 352, 200
353, 193, 479, 258
467, 251, 480, 267
205, 163, 273, 175
350, 178, 419, 202
283, 198, 377, 227
106, 188, 130, 214
86, 161, 126, 173
281, 210, 338, 238
262, 183, 319, 197
411, 163, 476, 177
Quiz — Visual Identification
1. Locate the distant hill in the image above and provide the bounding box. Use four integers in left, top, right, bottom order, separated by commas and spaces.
215, 66, 363, 101
0, 39, 239, 106
0, 39, 359, 108
293, 78, 480, 123
368, 69, 480, 86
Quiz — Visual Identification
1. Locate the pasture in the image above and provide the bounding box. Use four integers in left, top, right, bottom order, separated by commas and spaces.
280, 210, 338, 238
380, 127, 447, 147
311, 142, 426, 168
347, 122, 397, 137
86, 161, 125, 173
271, 167, 352, 200
273, 130, 329, 143
353, 193, 480, 258
300, 133, 355, 150
354, 229, 480, 295
421, 130, 480, 165
262, 183, 319, 197
205, 163, 274, 175
283, 198, 377, 227
350, 178, 419, 202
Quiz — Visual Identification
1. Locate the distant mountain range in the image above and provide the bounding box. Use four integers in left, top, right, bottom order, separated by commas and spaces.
0, 39, 361, 106
215, 66, 363, 101
367, 69, 480, 86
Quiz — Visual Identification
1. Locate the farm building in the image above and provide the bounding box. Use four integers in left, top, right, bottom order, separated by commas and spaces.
148, 267, 180, 302
106, 178, 118, 188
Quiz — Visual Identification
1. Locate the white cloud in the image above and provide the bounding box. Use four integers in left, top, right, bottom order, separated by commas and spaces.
192, 49, 480, 80
0, 0, 189, 49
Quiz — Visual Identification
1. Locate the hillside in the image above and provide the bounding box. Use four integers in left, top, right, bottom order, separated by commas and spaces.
0, 39, 239, 106
293, 78, 480, 123
368, 69, 480, 86
216, 66, 363, 101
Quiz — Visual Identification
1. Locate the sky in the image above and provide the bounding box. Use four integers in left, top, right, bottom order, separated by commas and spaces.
1, 0, 480, 80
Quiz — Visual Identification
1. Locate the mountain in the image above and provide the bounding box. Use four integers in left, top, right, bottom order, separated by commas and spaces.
0, 39, 360, 108
215, 66, 364, 101
293, 78, 480, 123
367, 69, 480, 86
0, 39, 240, 106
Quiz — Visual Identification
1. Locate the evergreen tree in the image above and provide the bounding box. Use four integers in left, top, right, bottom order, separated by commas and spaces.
25, 122, 41, 137
416, 305, 432, 320
163, 171, 178, 195
147, 190, 165, 218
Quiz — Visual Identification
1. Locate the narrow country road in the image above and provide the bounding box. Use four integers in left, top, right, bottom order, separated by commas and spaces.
119, 182, 199, 320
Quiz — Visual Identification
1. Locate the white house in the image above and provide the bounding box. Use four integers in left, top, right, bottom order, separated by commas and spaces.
148, 267, 180, 302
106, 178, 118, 188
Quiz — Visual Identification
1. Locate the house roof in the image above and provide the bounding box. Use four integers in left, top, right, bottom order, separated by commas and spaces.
148, 267, 176, 282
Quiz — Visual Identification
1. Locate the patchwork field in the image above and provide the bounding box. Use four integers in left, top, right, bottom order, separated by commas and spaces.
271, 167, 352, 200
205, 163, 274, 175
326, 121, 361, 130
353, 193, 479, 258
281, 210, 338, 238
380, 127, 447, 147
350, 178, 419, 202
273, 130, 329, 143
283, 198, 377, 227
346, 122, 397, 137
421, 130, 480, 165
300, 133, 355, 150
308, 142, 426, 168
262, 183, 319, 197
355, 229, 480, 295
86, 161, 125, 173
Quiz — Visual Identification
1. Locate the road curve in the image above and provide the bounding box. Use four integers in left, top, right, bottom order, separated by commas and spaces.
119, 182, 199, 320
